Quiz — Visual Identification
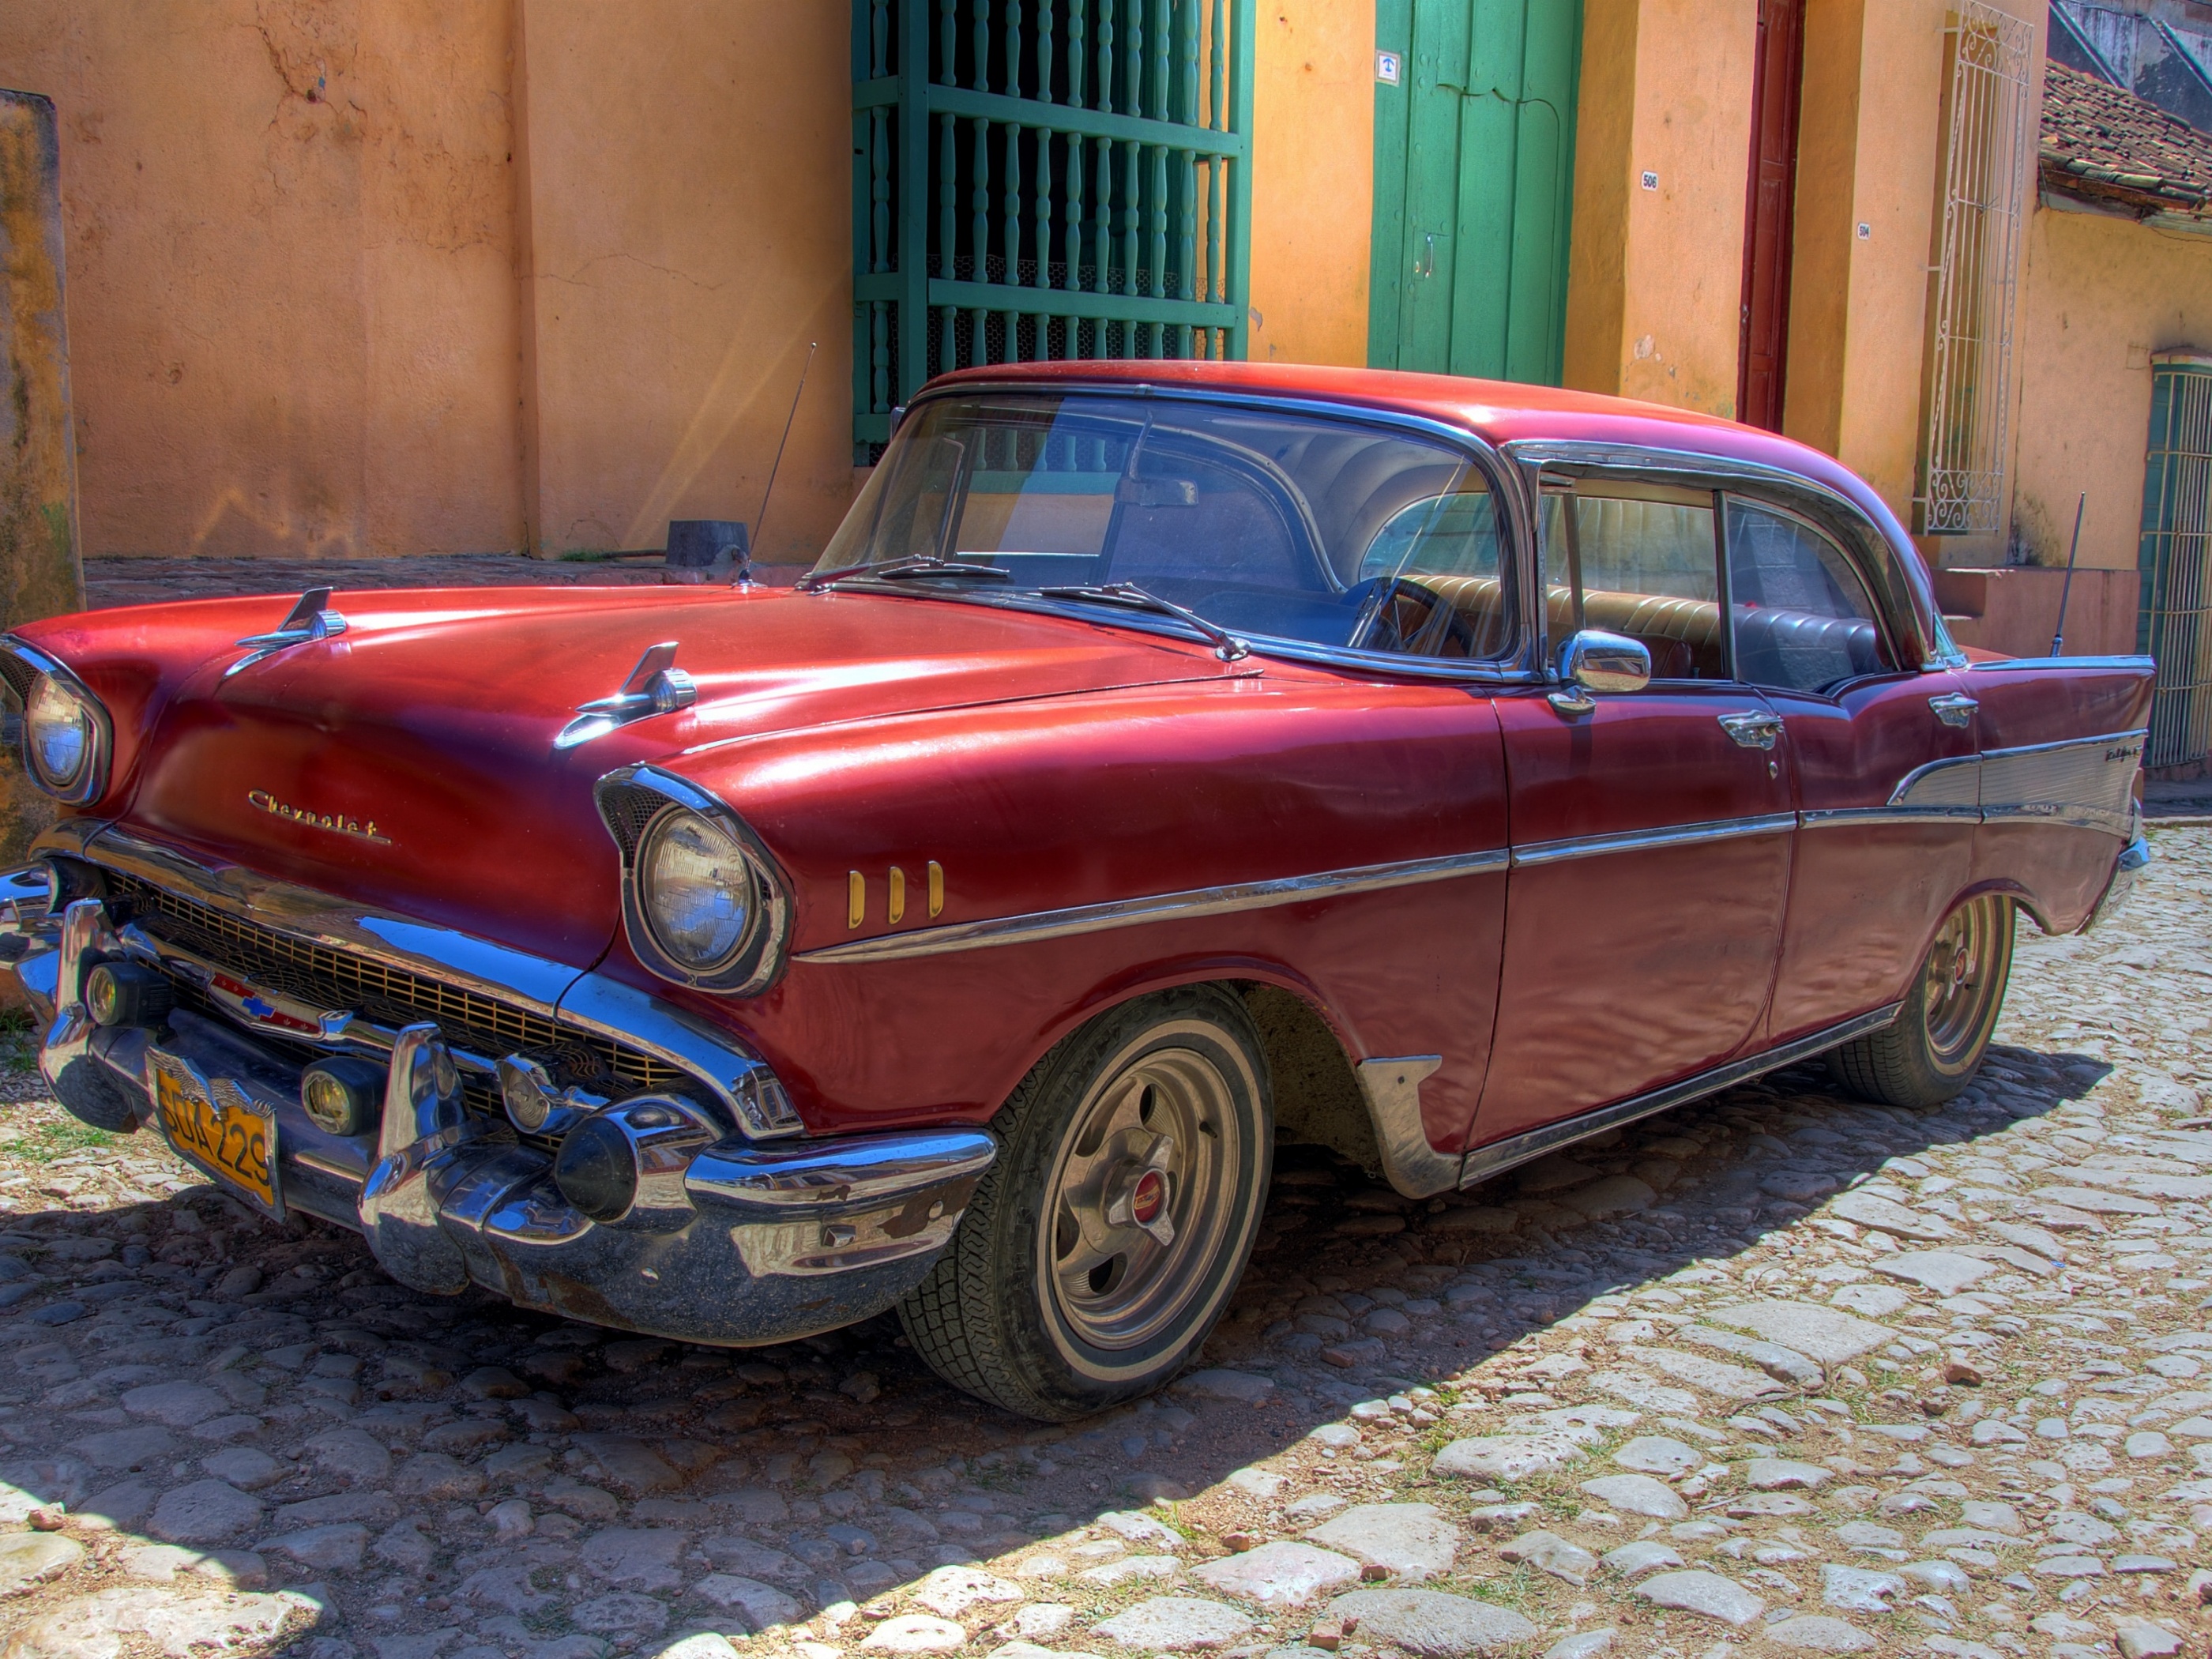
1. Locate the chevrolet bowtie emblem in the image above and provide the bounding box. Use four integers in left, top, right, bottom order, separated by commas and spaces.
248, 790, 392, 845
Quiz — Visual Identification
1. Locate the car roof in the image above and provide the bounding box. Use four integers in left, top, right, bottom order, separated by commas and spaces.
926, 359, 1904, 542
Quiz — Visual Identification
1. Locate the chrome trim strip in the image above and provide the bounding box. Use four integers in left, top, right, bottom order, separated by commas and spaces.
1800, 807, 1979, 830
1888, 753, 1983, 811
686, 1127, 997, 1209
1353, 1056, 1458, 1199
0, 636, 115, 807
1967, 655, 2157, 673
1458, 1002, 1903, 1192
1977, 726, 2148, 762
44, 825, 798, 1138
792, 848, 1511, 965
1510, 813, 1797, 870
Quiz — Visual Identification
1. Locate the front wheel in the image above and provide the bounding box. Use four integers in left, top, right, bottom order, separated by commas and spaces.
1827, 893, 2014, 1109
898, 985, 1273, 1420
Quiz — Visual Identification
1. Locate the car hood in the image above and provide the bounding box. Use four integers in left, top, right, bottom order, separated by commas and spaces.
118, 585, 1233, 965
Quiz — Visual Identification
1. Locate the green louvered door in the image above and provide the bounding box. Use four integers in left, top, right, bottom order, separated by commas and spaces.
1369, 0, 1581, 382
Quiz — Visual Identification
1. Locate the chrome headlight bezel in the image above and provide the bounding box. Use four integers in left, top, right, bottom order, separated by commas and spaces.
593, 766, 793, 995
1, 640, 112, 807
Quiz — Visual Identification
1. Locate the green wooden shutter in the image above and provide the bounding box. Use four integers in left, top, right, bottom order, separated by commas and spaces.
852, 0, 1253, 460
1369, 0, 1581, 385
2139, 352, 2212, 769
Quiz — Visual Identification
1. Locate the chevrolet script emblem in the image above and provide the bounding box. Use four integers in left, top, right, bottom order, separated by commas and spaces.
248, 790, 392, 845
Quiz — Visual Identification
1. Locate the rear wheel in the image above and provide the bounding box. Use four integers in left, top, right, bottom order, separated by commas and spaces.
1828, 893, 2014, 1108
898, 985, 1273, 1420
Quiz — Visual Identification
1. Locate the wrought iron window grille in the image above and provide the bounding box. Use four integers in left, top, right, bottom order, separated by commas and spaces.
852, 0, 1254, 461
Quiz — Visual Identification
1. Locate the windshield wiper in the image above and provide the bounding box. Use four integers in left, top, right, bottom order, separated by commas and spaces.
798, 556, 1012, 592
1036, 582, 1251, 662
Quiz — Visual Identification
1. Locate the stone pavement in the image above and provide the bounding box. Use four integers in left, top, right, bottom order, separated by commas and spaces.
0, 831, 2207, 1659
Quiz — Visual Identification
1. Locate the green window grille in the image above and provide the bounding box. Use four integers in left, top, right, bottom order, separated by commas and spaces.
851, 0, 1254, 460
2139, 350, 2212, 770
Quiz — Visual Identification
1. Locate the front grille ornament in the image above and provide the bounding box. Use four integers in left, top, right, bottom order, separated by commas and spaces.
555, 642, 698, 750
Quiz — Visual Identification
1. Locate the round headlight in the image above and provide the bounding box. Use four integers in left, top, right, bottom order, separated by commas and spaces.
24, 676, 93, 793
638, 809, 757, 973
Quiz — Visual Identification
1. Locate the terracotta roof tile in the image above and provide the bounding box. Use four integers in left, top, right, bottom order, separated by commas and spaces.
2041, 62, 2212, 218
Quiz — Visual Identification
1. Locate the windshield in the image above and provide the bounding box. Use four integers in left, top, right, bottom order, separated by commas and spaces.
813, 392, 1514, 661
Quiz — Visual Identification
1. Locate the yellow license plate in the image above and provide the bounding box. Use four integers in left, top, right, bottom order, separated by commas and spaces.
152, 1057, 278, 1213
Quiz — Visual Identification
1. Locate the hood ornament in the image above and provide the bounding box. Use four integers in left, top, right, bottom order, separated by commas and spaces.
555, 641, 698, 750
225, 587, 348, 679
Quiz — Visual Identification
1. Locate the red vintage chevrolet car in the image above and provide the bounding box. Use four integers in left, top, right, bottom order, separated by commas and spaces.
0, 363, 2152, 1418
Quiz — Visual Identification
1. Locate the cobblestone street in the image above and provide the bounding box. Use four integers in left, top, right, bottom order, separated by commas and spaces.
0, 830, 2206, 1659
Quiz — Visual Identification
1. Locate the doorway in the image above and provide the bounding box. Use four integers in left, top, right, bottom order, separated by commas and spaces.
1369, 0, 1583, 384
1736, 0, 1807, 431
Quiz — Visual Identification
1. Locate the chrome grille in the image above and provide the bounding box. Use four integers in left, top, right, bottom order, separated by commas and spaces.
106, 872, 687, 1105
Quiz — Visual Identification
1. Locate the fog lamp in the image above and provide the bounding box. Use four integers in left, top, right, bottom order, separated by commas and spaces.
83, 960, 173, 1029
299, 1055, 386, 1137
554, 1114, 639, 1223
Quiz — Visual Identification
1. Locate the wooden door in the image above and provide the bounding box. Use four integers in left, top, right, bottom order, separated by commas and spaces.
1736, 0, 1806, 431
1371, 0, 1582, 385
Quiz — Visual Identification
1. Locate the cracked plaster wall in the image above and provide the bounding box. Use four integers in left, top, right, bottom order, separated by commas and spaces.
0, 2, 858, 564
0, 1, 526, 559
512, 1, 852, 561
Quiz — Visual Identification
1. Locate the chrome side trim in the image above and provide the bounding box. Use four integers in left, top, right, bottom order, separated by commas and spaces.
686, 1127, 997, 1209
1352, 1056, 1458, 1199
1800, 807, 1974, 830
47, 825, 798, 1138
792, 848, 1511, 965
1887, 754, 1984, 811
1510, 813, 1796, 870
1967, 654, 2157, 673
1458, 1001, 1904, 1192
1979, 728, 2143, 839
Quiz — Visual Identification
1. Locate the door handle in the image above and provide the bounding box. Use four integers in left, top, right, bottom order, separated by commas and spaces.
1718, 711, 1783, 750
1416, 232, 1436, 278
1928, 692, 1978, 728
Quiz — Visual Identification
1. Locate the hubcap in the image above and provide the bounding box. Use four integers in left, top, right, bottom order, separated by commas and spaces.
1924, 897, 2002, 1069
1043, 1043, 1239, 1352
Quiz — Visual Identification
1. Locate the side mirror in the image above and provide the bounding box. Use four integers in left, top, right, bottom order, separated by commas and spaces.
1552, 629, 1651, 713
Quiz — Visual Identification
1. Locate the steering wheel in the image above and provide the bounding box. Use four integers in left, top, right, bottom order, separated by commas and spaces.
1343, 576, 1480, 658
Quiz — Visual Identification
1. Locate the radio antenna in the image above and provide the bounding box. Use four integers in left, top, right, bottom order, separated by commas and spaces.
2051, 491, 2086, 657
746, 340, 817, 584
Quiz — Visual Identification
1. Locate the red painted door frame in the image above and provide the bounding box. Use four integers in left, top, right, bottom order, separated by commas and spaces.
1737, 0, 1807, 433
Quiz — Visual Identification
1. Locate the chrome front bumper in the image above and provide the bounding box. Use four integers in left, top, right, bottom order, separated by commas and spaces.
0, 857, 995, 1345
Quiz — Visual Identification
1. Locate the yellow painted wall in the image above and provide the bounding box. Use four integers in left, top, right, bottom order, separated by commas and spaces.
2012, 203, 2212, 572
1247, 0, 1376, 367
0, 1, 526, 559
1786, 0, 2045, 549
514, 2, 852, 561
0, 2, 856, 564
1563, 0, 1758, 418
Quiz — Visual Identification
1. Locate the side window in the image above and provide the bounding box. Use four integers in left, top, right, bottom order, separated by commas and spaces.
1542, 481, 1727, 680
1347, 485, 1511, 660
1725, 499, 1896, 693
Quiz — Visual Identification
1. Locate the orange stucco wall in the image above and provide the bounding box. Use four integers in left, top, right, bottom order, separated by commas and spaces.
513, 2, 852, 562
0, 2, 856, 563
2012, 201, 2212, 573
0, 2, 527, 560
1787, 0, 2045, 555
1247, 0, 1375, 367
1563, 0, 1759, 419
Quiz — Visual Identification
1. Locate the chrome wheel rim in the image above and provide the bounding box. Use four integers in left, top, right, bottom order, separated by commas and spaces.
1924, 897, 2001, 1069
1043, 1036, 1237, 1352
